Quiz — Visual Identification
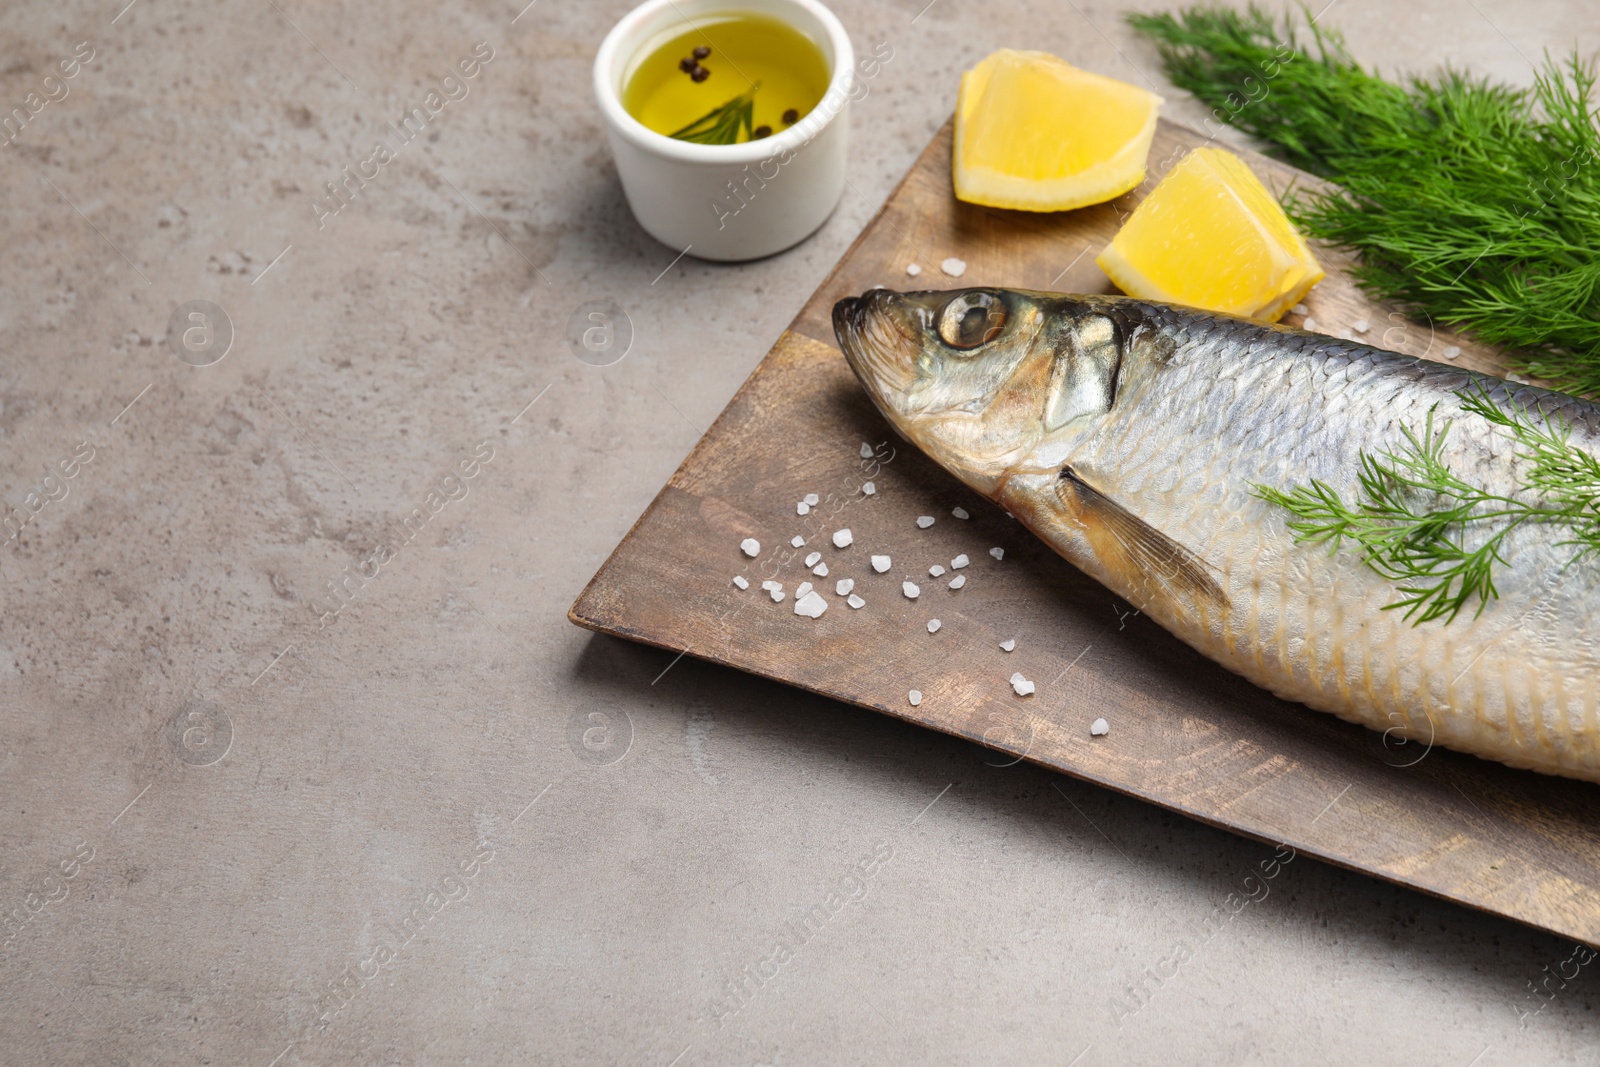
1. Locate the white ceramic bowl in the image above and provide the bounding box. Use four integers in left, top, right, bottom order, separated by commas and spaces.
593, 0, 854, 262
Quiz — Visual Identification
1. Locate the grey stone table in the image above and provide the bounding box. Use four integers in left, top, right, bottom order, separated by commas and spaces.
2, 1, 1596, 1063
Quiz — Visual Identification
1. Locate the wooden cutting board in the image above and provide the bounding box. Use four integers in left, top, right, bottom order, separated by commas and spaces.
570, 118, 1600, 947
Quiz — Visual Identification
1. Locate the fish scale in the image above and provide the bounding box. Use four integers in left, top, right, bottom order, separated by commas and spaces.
835, 287, 1600, 782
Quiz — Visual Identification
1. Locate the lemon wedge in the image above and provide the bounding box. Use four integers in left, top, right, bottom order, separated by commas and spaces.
954, 49, 1164, 212
1096, 147, 1324, 322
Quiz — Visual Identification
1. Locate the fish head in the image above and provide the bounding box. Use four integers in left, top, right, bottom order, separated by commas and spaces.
833, 287, 1126, 496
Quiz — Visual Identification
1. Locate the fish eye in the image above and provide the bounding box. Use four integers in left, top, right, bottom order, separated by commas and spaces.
937, 292, 1007, 350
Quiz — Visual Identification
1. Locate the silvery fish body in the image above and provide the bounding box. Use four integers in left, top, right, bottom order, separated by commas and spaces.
833, 287, 1600, 783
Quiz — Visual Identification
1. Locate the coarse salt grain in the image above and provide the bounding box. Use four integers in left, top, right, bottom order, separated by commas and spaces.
908, 689, 923, 706
941, 257, 967, 277
949, 574, 966, 590
903, 581, 920, 599
796, 581, 813, 598
1508, 373, 1531, 385
804, 493, 819, 506
1000, 638, 1016, 652
990, 547, 1004, 560
1352, 319, 1370, 333
805, 551, 822, 567
862, 481, 876, 496
1303, 317, 1318, 331
794, 590, 829, 618
833, 528, 853, 548
791, 535, 805, 548
929, 564, 945, 577
860, 442, 874, 459
797, 501, 810, 515
1090, 718, 1110, 737
740, 538, 760, 558
1292, 303, 1308, 316
952, 506, 969, 519
812, 561, 829, 577
1441, 345, 1462, 360
1010, 672, 1035, 696
906, 263, 922, 276
871, 555, 891, 573
835, 578, 855, 596
928, 619, 941, 633
733, 575, 749, 590
762, 580, 780, 591
770, 587, 786, 602
951, 554, 969, 569
847, 593, 866, 609
916, 515, 935, 529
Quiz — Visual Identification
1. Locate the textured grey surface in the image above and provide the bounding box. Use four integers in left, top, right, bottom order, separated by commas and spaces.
2, 1, 1597, 1064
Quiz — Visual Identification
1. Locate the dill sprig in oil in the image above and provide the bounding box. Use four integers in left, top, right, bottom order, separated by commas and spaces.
669, 84, 759, 144
1129, 5, 1600, 397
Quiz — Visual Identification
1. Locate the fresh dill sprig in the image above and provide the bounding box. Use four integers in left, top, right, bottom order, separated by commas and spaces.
669, 85, 758, 144
1129, 6, 1600, 397
1255, 384, 1600, 624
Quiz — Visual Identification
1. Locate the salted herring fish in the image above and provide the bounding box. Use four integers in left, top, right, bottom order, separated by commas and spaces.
833, 287, 1600, 783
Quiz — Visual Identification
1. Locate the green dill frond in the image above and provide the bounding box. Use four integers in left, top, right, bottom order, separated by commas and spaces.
1130, 5, 1600, 396
1254, 386, 1600, 624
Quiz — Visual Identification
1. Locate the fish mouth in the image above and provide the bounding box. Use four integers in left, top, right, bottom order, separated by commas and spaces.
833, 289, 923, 417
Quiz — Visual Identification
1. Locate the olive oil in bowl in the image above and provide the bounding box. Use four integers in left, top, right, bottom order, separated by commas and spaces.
622, 12, 830, 144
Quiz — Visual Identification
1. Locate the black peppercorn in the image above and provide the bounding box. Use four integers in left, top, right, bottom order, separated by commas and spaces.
693, 45, 711, 59
782, 108, 799, 124
679, 56, 696, 73
691, 66, 710, 82
754, 125, 772, 138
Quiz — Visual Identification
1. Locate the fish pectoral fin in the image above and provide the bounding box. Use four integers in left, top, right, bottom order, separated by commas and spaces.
1056, 467, 1227, 612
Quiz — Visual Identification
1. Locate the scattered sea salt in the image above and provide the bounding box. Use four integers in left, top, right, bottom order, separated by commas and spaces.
791, 535, 805, 548
1010, 672, 1035, 697
1000, 639, 1016, 652
941, 257, 967, 277
805, 551, 822, 567
949, 574, 966, 590
1442, 345, 1462, 360
908, 689, 923, 707
794, 590, 829, 618
733, 575, 749, 590
860, 442, 874, 459
835, 578, 855, 596
1303, 317, 1319, 331
990, 547, 1005, 560
833, 528, 853, 548
1090, 718, 1110, 737
796, 581, 813, 598
740, 538, 761, 558
906, 263, 922, 277
1292, 303, 1308, 316
762, 580, 780, 591
812, 561, 829, 577
929, 564, 945, 577
916, 516, 935, 529
1352, 319, 1370, 334
1508, 373, 1531, 385
952, 507, 969, 520
951, 554, 969, 569
770, 587, 786, 602
871, 555, 891, 573
797, 501, 810, 515
804, 493, 819, 506
903, 581, 920, 600
862, 481, 876, 496
928, 619, 941, 634
847, 593, 866, 609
